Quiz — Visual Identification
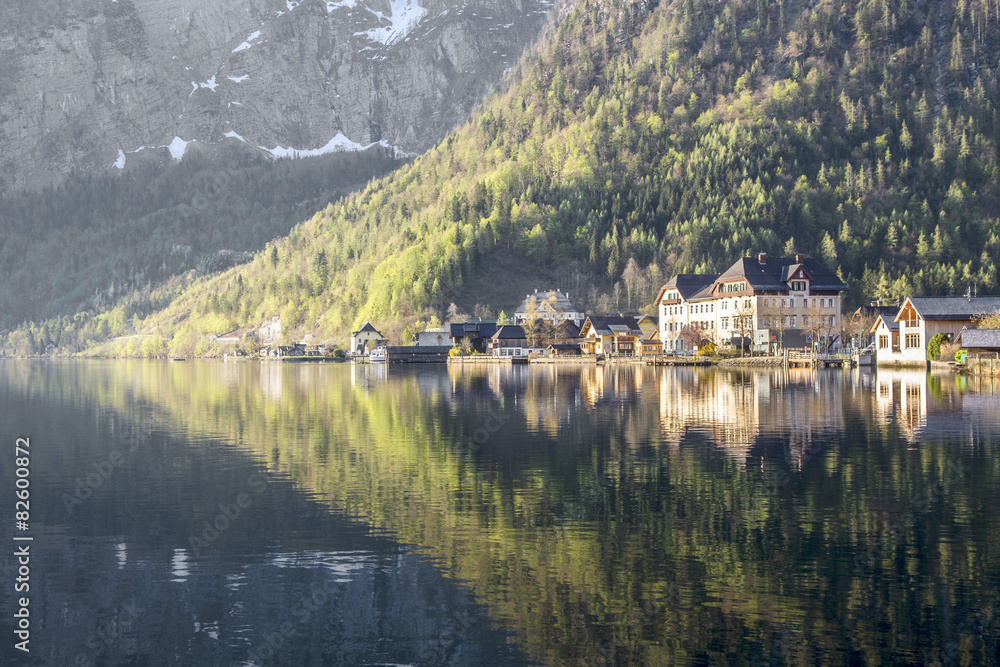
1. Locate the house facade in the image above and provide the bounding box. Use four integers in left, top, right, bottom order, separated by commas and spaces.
635, 315, 662, 355
514, 290, 585, 327
656, 254, 846, 353
869, 306, 901, 358
957, 328, 1000, 360
415, 329, 449, 346
875, 296, 1000, 365
579, 316, 642, 356
349, 321, 385, 355
488, 325, 545, 357
448, 319, 498, 353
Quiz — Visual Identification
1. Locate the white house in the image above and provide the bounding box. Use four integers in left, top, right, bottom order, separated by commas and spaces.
514, 289, 585, 327
875, 296, 1000, 366
655, 254, 847, 353
349, 321, 385, 355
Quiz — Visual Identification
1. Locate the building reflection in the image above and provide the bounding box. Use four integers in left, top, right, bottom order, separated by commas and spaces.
658, 368, 845, 465
873, 369, 1000, 442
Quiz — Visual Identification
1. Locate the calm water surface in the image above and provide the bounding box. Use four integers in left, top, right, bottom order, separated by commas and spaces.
2, 360, 1000, 666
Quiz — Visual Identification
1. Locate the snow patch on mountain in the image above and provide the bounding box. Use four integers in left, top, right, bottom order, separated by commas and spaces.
232, 31, 262, 53
326, 0, 358, 11
356, 0, 427, 45
262, 133, 370, 158
169, 137, 191, 160
194, 75, 219, 92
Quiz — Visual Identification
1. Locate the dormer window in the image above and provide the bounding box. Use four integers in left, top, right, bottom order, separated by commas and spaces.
790, 280, 807, 291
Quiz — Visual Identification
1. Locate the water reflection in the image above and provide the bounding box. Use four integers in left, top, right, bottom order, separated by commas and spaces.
2, 361, 1000, 666
873, 369, 1000, 442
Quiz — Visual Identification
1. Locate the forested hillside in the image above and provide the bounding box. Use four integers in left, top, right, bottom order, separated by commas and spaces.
0, 147, 404, 330
6, 0, 1000, 356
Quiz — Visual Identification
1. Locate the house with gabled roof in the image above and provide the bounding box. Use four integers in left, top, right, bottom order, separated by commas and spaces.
579, 316, 642, 356
514, 289, 585, 327
957, 328, 1000, 360
349, 321, 385, 355
487, 324, 545, 357
656, 253, 847, 353
876, 296, 1000, 365
654, 274, 718, 353
448, 319, 498, 353
868, 305, 901, 357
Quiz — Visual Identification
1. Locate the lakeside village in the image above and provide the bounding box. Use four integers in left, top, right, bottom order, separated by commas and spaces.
221, 253, 1000, 375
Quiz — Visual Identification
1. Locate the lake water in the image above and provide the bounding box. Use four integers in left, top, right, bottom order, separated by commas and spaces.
2, 360, 1000, 666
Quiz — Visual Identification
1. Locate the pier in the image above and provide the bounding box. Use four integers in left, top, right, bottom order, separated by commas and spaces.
786, 351, 847, 368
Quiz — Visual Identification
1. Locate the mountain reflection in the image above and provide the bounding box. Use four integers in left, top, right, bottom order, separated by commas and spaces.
2, 360, 1000, 666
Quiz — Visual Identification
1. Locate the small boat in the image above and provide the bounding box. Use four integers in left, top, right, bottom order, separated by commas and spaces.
368, 347, 387, 363
170, 357, 186, 362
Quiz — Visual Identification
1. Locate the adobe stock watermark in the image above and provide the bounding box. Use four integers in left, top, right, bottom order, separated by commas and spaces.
187, 470, 270, 556
853, 459, 968, 573
727, 438, 830, 533
416, 606, 484, 665
62, 418, 155, 514
454, 405, 508, 456
71, 598, 145, 667
931, 591, 1000, 664
587, 583, 682, 666
245, 578, 352, 664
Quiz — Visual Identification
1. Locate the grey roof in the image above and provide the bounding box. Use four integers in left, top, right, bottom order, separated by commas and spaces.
637, 314, 659, 326
492, 325, 528, 340
904, 296, 1000, 321
555, 320, 581, 338
386, 346, 452, 354
868, 305, 900, 332
352, 321, 381, 335
662, 274, 719, 300
515, 290, 580, 315
449, 320, 498, 339
716, 256, 846, 292
958, 328, 1000, 348
584, 316, 641, 336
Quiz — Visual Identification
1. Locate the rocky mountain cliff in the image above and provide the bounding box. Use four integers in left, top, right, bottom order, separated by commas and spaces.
0, 0, 552, 192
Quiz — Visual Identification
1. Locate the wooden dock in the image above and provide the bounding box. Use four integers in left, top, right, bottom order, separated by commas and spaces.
646, 356, 711, 366
786, 351, 847, 368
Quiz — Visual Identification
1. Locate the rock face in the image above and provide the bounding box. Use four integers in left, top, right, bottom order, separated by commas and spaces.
0, 0, 552, 192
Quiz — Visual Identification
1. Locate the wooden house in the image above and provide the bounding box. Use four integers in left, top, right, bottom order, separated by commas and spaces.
579, 316, 642, 356
876, 296, 1000, 365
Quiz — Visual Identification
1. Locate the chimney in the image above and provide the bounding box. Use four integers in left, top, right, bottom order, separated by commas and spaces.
758, 252, 767, 264
795, 253, 805, 263
534, 288, 538, 293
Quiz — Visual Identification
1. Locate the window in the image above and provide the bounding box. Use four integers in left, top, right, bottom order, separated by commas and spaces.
722, 317, 729, 329
906, 333, 920, 348
791, 316, 797, 327
789, 299, 795, 307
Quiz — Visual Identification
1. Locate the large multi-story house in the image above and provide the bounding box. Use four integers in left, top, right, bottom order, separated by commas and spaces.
655, 254, 847, 353
514, 289, 585, 327
873, 296, 1000, 365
